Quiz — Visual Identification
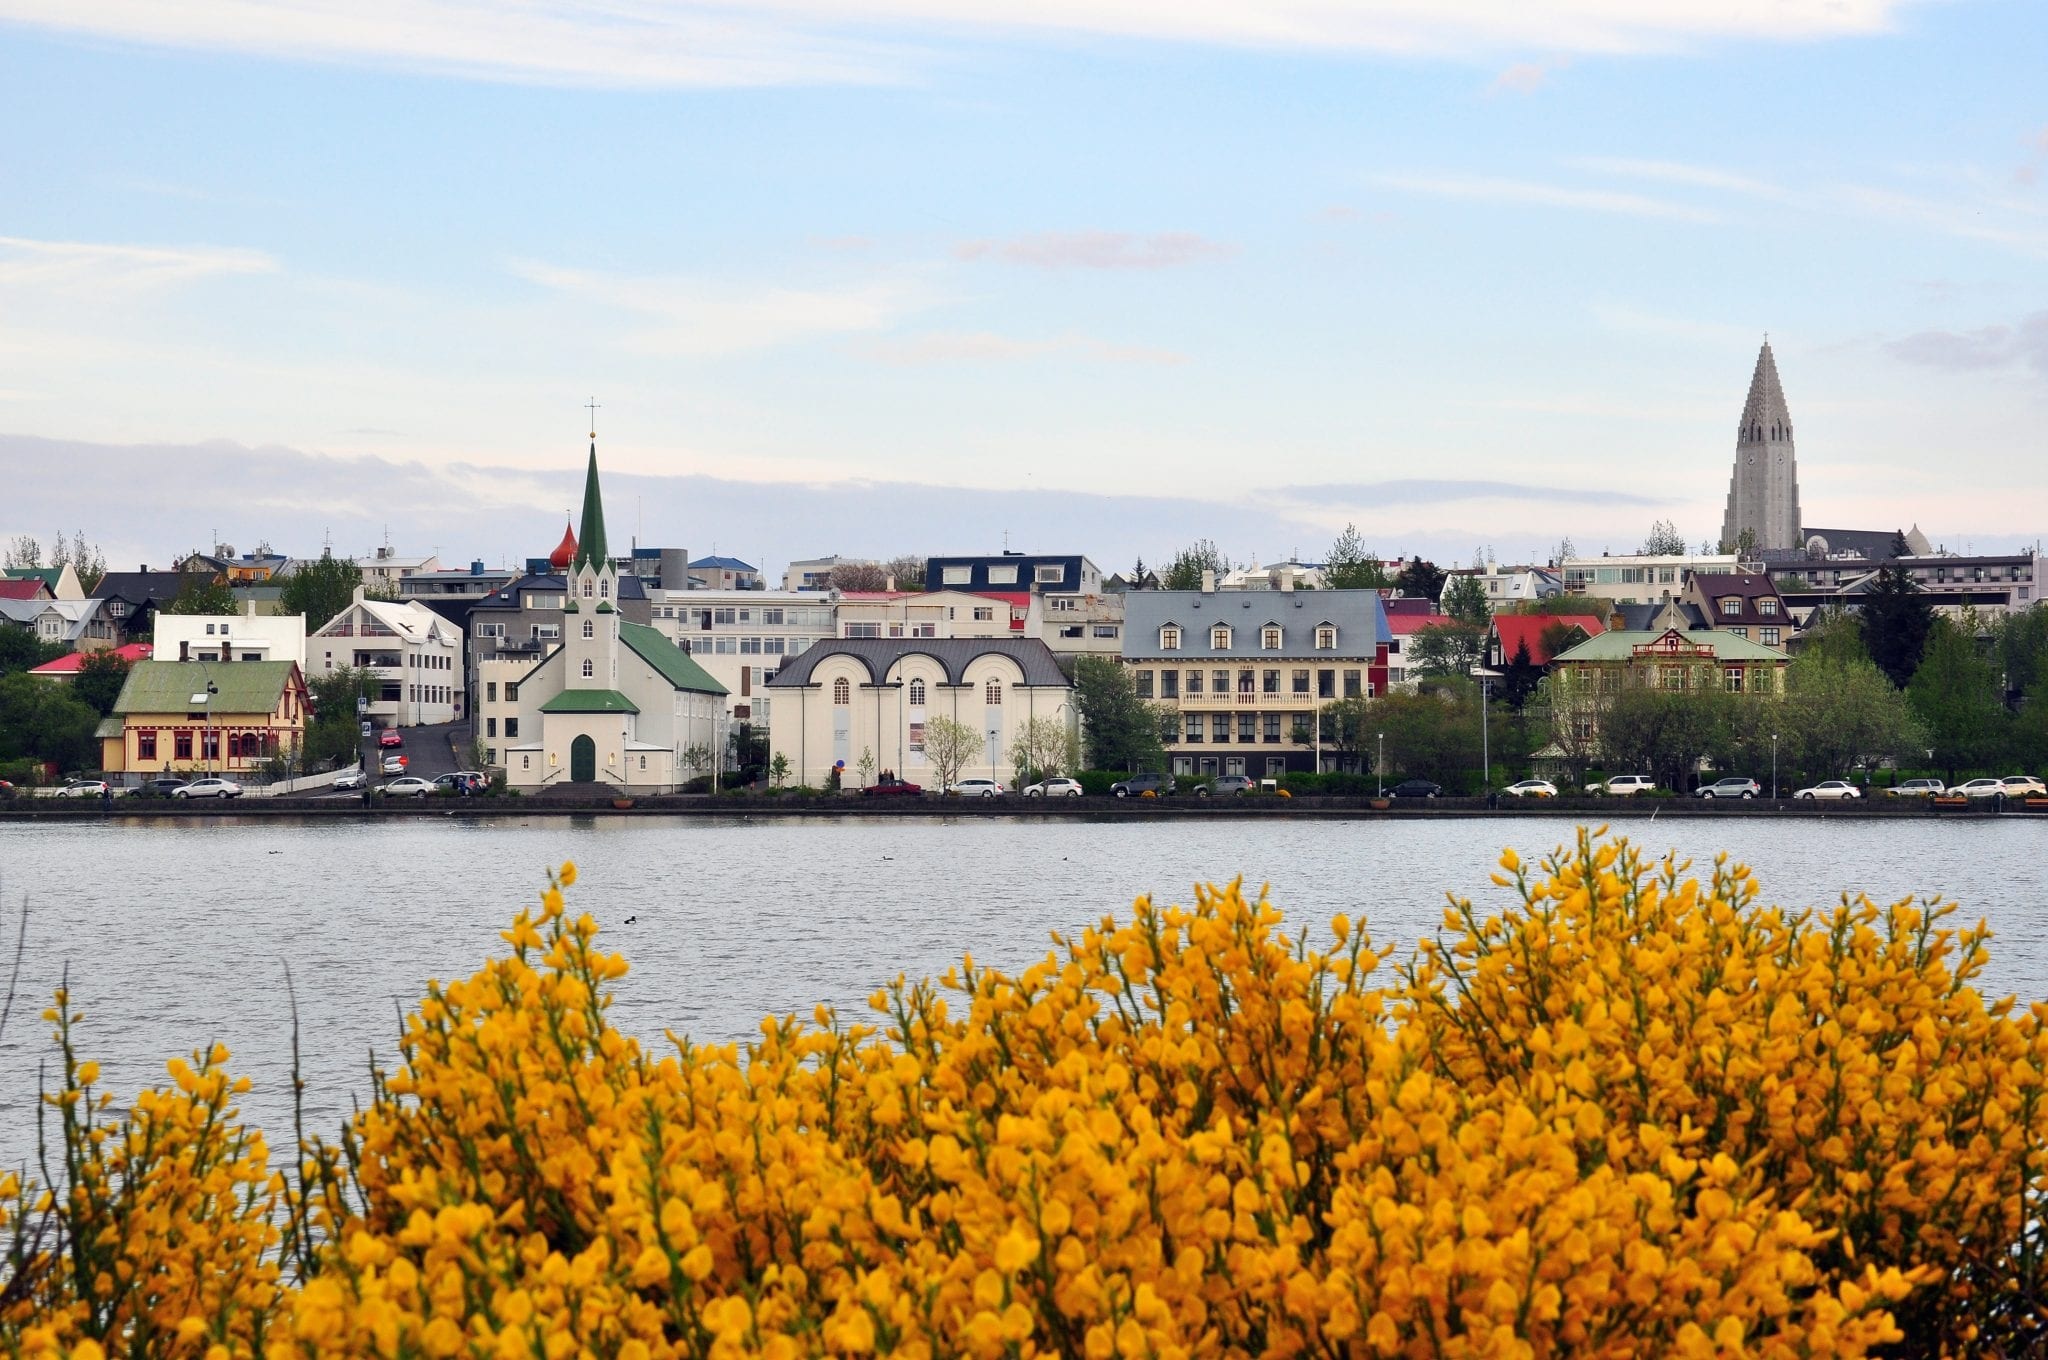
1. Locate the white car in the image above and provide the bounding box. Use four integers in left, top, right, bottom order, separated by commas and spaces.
1888, 778, 1945, 798
1999, 774, 2046, 797
175, 778, 243, 799
1022, 777, 1083, 798
1502, 779, 1558, 798
1585, 775, 1655, 796
380, 754, 406, 775
1793, 780, 1860, 800
380, 776, 435, 798
949, 778, 1006, 798
333, 768, 368, 791
1954, 778, 2005, 798
53, 779, 112, 798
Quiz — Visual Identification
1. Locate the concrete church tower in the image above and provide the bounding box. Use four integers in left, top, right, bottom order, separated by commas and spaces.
563, 442, 619, 692
1720, 340, 1803, 553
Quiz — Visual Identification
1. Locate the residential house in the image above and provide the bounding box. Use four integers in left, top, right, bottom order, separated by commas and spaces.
0, 579, 53, 604
1550, 628, 1792, 698
28, 642, 153, 681
0, 597, 120, 651
1562, 552, 1741, 605
350, 545, 441, 595
1781, 550, 2042, 621
836, 589, 1042, 642
646, 589, 834, 725
176, 545, 292, 582
782, 555, 869, 592
1486, 614, 1607, 671
1121, 580, 1391, 778
765, 639, 1070, 788
309, 588, 465, 728
925, 554, 1123, 657
2, 564, 84, 600
1218, 557, 1327, 591
91, 569, 194, 642
154, 603, 309, 669
1468, 564, 1562, 606
689, 556, 762, 590
97, 659, 309, 778
1383, 606, 1452, 691
1680, 572, 1794, 650
487, 446, 727, 791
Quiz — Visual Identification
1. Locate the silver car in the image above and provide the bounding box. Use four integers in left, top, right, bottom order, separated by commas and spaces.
1022, 778, 1083, 798
1793, 780, 1860, 800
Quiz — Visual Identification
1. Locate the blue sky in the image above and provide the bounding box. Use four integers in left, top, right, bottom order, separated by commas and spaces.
2, 0, 2044, 573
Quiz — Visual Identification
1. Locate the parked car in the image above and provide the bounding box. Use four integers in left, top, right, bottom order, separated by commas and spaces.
1197, 775, 1256, 797
1999, 774, 2046, 797
1887, 778, 1946, 798
1585, 774, 1656, 796
377, 730, 404, 748
381, 754, 407, 775
133, 777, 190, 797
433, 771, 488, 794
380, 776, 435, 798
1954, 778, 2005, 798
54, 779, 112, 798
1694, 777, 1761, 800
175, 778, 243, 799
1502, 779, 1558, 798
0, 779, 14, 798
332, 768, 368, 791
948, 778, 1006, 798
1389, 779, 1443, 799
1021, 777, 1083, 798
862, 775, 923, 798
1793, 780, 1860, 800
1110, 772, 1176, 798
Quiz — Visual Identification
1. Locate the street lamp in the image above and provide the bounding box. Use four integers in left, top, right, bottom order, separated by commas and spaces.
1771, 732, 1779, 800
190, 678, 219, 776
1376, 731, 1384, 797
1471, 665, 1502, 791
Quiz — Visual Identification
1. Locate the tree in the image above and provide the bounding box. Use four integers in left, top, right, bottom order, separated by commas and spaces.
1781, 652, 1922, 783
0, 629, 65, 678
1599, 686, 1730, 793
1408, 621, 1485, 678
1514, 594, 1608, 618
72, 649, 134, 716
1442, 574, 1491, 626
855, 747, 876, 788
162, 575, 236, 616
1908, 616, 2006, 781
280, 552, 367, 633
822, 561, 888, 592
1994, 606, 2048, 708
1159, 540, 1230, 591
1316, 696, 1373, 771
0, 672, 102, 772
1071, 655, 1165, 772
51, 531, 107, 592
922, 716, 981, 792
767, 752, 792, 788
1552, 537, 1575, 567
1800, 608, 1868, 668
1371, 683, 1482, 790
1640, 519, 1688, 556
882, 556, 926, 591
1008, 715, 1079, 781
304, 666, 375, 770
1888, 529, 1912, 560
1324, 524, 1389, 591
1531, 670, 1608, 785
1393, 559, 1446, 602
4, 535, 40, 569
1860, 564, 1935, 688
1498, 639, 1542, 711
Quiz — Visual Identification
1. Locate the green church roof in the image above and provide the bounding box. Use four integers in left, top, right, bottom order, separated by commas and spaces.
620, 621, 728, 695
573, 443, 609, 572
539, 689, 639, 714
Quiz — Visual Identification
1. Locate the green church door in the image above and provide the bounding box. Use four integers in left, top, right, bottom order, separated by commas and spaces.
570, 735, 596, 783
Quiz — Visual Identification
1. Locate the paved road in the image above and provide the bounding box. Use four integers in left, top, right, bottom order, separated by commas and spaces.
356, 720, 472, 785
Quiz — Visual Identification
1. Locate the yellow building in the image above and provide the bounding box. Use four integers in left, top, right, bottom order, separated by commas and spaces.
98, 660, 309, 776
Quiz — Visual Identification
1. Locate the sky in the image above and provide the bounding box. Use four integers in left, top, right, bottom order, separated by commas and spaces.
1, 0, 2044, 577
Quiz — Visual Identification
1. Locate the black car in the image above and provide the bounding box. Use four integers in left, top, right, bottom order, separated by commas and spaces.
1110, 772, 1176, 798
137, 778, 189, 798
1389, 779, 1443, 799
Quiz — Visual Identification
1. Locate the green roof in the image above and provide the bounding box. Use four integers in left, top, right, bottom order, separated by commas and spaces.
95, 716, 123, 740
112, 660, 299, 715
4, 567, 61, 587
539, 688, 639, 714
1552, 629, 1789, 664
573, 444, 609, 571
620, 621, 727, 695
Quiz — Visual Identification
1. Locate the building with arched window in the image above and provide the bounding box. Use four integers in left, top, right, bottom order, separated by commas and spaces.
766, 638, 1071, 788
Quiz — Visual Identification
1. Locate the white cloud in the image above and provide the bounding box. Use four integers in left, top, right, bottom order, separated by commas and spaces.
0, 235, 277, 293
0, 0, 1927, 89
953, 232, 1233, 270
1568, 157, 1787, 199
1371, 173, 1718, 222
857, 330, 1187, 365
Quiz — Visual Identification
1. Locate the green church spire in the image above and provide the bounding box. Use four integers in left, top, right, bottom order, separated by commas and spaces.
573, 441, 609, 572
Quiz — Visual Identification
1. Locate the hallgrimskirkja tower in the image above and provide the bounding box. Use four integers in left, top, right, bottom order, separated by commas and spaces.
1720, 340, 1803, 554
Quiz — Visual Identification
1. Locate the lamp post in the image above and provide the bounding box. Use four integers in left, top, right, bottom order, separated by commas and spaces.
1471, 665, 1502, 791
191, 678, 219, 776
1376, 731, 1384, 797
1771, 732, 1779, 800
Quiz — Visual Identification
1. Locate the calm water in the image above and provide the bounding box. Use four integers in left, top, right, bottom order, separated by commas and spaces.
0, 814, 2042, 1170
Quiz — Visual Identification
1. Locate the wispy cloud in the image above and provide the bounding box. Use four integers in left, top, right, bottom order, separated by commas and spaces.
858, 330, 1187, 365
1268, 479, 1659, 508
1887, 313, 2048, 377
1371, 173, 1717, 222
1568, 156, 1787, 199
507, 258, 935, 355
0, 235, 277, 293
1487, 60, 1564, 95
953, 232, 1233, 270
0, 0, 1928, 89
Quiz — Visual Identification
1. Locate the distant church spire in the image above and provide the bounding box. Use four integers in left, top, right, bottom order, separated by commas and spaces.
1720, 339, 1803, 554
573, 441, 609, 572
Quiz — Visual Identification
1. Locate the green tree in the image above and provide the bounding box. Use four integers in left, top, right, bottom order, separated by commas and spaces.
1324, 525, 1389, 591
1599, 685, 1730, 793
1442, 574, 1491, 626
2010, 679, 2048, 771
1859, 564, 1935, 688
304, 666, 375, 770
1408, 621, 1485, 678
1640, 519, 1688, 556
1393, 559, 1446, 602
1072, 656, 1166, 772
1315, 696, 1374, 770
1994, 606, 2048, 707
1007, 715, 1079, 781
1799, 608, 1868, 667
161, 574, 236, 616
922, 716, 981, 791
71, 649, 134, 716
1907, 616, 2006, 781
280, 552, 367, 632
0, 673, 102, 772
1513, 594, 1609, 618
1159, 540, 1230, 591
1781, 652, 1922, 783
1372, 681, 1482, 790
1498, 639, 1542, 711
0, 629, 65, 678
766, 752, 792, 788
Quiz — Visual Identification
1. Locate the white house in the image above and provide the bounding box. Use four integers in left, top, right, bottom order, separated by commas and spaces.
491, 445, 728, 792
309, 589, 465, 728
645, 588, 834, 727
1561, 552, 1741, 606
835, 589, 1042, 641
765, 638, 1071, 789
154, 602, 308, 670
349, 545, 442, 595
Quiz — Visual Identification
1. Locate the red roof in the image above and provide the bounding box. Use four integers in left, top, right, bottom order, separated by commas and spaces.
547, 521, 578, 570
0, 579, 49, 600
1386, 612, 1452, 635
1492, 614, 1606, 666
28, 643, 154, 675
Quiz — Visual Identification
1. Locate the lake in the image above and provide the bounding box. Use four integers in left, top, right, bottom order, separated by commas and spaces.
1, 813, 2041, 1170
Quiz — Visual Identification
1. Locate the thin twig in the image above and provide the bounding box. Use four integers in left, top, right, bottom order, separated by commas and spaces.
0, 891, 26, 1045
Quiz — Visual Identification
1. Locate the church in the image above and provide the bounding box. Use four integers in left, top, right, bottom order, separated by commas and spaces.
496, 443, 728, 792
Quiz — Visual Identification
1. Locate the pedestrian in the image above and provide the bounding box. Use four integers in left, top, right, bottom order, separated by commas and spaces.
100, 784, 112, 811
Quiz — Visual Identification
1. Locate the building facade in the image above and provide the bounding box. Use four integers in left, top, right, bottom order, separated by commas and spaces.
154, 603, 309, 669
309, 588, 465, 728
923, 554, 1122, 657
97, 659, 308, 777
1720, 340, 1804, 553
1562, 552, 1741, 606
646, 589, 834, 726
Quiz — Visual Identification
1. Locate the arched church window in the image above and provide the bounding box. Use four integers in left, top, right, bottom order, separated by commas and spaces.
582, 580, 593, 598
581, 659, 594, 678
833, 677, 851, 705
908, 679, 925, 706
582, 620, 594, 638
985, 680, 1002, 705
600, 579, 609, 599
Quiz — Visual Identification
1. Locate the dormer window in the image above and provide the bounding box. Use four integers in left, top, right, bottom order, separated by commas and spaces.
1315, 625, 1336, 650
1759, 597, 1779, 616
1261, 625, 1281, 650
1720, 597, 1742, 617
1210, 624, 1231, 651
1160, 625, 1181, 651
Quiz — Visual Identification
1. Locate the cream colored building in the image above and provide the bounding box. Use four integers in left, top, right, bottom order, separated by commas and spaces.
645, 588, 834, 727
1561, 552, 1741, 606
154, 602, 308, 669
309, 589, 464, 728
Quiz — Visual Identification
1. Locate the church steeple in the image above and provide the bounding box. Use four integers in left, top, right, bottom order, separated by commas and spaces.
1738, 340, 1792, 443
572, 442, 609, 572
1721, 338, 1803, 554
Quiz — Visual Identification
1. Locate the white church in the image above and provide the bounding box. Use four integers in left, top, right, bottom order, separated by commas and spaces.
498, 443, 728, 792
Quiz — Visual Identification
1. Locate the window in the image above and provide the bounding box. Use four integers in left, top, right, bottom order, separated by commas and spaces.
1060, 625, 1084, 638
741, 637, 763, 654
174, 732, 192, 760
1211, 624, 1231, 650
138, 731, 156, 761
762, 608, 784, 625
1759, 597, 1780, 616
1161, 670, 1179, 699
1263, 714, 1281, 743
534, 625, 560, 641
1212, 669, 1229, 695
1035, 565, 1063, 584
1261, 625, 1281, 650
1237, 713, 1257, 742
1761, 627, 1781, 646
506, 683, 519, 702
1343, 669, 1361, 698
582, 579, 593, 598
1724, 668, 1745, 693
1160, 625, 1182, 650
1160, 712, 1180, 742
1186, 669, 1203, 694
988, 566, 1018, 585
1238, 669, 1255, 694
1049, 597, 1076, 611
505, 718, 518, 738
522, 754, 530, 770
1185, 713, 1205, 741
581, 660, 594, 678
1315, 626, 1336, 650
1263, 669, 1279, 693
833, 677, 851, 705
1318, 669, 1335, 699
905, 676, 927, 707
1136, 670, 1154, 699
985, 680, 1002, 705
582, 619, 595, 638
599, 579, 609, 599
1225, 756, 1245, 776
714, 608, 737, 625
1093, 624, 1119, 639
1292, 669, 1310, 694
487, 718, 497, 738
973, 607, 994, 622
910, 623, 937, 638
638, 755, 647, 770
941, 566, 971, 586
1720, 598, 1742, 617
845, 622, 882, 638
1728, 627, 1747, 639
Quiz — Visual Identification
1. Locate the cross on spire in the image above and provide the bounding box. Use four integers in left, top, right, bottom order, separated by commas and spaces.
585, 397, 600, 438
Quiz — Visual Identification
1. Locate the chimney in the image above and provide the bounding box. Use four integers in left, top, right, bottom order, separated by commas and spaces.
885, 574, 897, 592
179, 641, 190, 661
1200, 569, 1215, 594
471, 559, 485, 575
1280, 568, 1295, 592
245, 599, 258, 617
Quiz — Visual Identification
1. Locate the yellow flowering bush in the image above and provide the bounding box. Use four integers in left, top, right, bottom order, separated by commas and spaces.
3, 830, 2042, 1359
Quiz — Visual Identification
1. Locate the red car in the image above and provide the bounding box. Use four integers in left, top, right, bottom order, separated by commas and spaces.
378, 730, 404, 748
861, 775, 923, 798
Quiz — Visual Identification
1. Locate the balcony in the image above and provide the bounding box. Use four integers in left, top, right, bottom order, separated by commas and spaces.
1158, 691, 1315, 708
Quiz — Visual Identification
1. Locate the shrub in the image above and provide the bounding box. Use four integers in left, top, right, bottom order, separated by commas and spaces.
1074, 769, 1123, 797
4, 836, 2043, 1358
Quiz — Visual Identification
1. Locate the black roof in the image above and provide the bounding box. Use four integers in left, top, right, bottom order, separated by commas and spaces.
768, 638, 1071, 688
93, 570, 190, 604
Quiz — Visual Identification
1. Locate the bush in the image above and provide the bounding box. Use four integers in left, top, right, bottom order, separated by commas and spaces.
1074, 769, 1122, 796
4, 837, 2042, 1358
